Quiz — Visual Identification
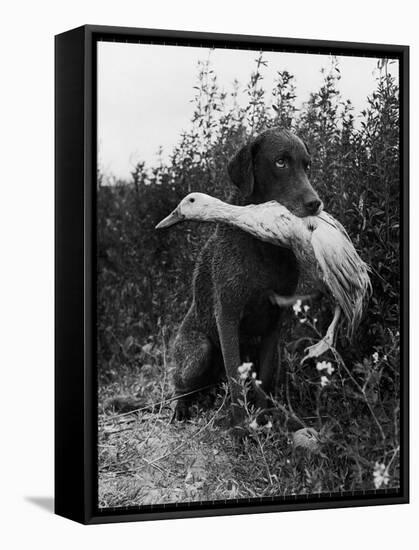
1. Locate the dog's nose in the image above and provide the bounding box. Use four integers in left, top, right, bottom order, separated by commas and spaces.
304, 199, 322, 215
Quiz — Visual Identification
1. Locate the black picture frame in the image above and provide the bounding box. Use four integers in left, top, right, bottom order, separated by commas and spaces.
55, 24, 409, 524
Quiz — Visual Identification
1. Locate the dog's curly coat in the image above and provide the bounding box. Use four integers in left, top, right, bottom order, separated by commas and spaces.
171, 128, 322, 423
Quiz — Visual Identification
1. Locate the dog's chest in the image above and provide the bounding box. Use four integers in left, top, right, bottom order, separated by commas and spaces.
251, 240, 297, 290
211, 225, 299, 294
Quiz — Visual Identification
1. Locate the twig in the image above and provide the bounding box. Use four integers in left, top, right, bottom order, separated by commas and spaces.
284, 371, 306, 428
100, 452, 167, 477
136, 329, 170, 451
240, 380, 274, 486
386, 445, 400, 473
149, 389, 228, 465
331, 347, 386, 442
101, 424, 143, 435
254, 433, 273, 486
99, 384, 215, 426
140, 456, 167, 475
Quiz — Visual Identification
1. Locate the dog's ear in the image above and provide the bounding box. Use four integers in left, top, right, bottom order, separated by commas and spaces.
301, 138, 311, 157
227, 143, 254, 197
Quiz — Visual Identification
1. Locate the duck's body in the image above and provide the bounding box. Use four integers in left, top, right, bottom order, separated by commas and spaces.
156, 193, 371, 359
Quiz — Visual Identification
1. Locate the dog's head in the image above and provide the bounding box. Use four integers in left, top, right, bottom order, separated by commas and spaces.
228, 128, 322, 217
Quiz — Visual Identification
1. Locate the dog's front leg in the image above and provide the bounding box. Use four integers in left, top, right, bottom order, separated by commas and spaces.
215, 306, 244, 427
256, 319, 283, 418
259, 323, 281, 392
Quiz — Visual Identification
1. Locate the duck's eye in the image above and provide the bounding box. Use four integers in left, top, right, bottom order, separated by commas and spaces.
275, 158, 287, 169
189, 198, 195, 203
305, 162, 311, 171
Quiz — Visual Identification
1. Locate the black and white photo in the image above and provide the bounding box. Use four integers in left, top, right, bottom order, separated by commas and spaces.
55, 25, 409, 524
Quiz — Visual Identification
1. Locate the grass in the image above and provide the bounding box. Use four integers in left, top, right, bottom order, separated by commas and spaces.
98, 311, 400, 508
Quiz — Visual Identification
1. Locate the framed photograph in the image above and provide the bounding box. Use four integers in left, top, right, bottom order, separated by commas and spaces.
55, 25, 409, 524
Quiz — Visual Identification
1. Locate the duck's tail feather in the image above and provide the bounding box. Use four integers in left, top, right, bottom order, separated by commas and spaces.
311, 217, 372, 340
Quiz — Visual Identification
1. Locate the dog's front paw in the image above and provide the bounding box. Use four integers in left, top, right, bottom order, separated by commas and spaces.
227, 404, 248, 446
228, 424, 247, 448
301, 336, 333, 364
171, 398, 191, 422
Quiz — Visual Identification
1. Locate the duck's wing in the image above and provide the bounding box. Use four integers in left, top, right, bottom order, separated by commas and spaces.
240, 202, 310, 249
310, 211, 372, 338
317, 211, 352, 242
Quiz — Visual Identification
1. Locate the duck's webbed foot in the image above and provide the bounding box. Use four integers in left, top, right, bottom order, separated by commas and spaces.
302, 334, 334, 363
301, 305, 341, 364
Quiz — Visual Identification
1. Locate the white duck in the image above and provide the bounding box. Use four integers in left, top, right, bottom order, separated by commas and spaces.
156, 192, 371, 361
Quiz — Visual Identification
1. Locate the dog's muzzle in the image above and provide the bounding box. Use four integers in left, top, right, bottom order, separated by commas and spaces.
155, 208, 185, 229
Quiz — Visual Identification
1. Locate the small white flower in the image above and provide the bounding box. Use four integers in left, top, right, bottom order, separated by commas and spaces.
372, 352, 379, 364
316, 361, 334, 375
264, 421, 273, 430
383, 354, 388, 361
373, 462, 390, 489
313, 318, 318, 324
249, 419, 259, 430
292, 299, 302, 315
316, 361, 327, 371
238, 362, 253, 373
299, 318, 306, 324
320, 376, 329, 388
238, 362, 252, 379
252, 372, 257, 379
255, 379, 262, 386
303, 304, 310, 313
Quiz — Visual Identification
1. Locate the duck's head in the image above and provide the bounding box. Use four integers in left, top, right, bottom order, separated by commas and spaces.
155, 192, 218, 229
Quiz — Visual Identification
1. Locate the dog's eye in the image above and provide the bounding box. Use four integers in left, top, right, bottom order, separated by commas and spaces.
275, 159, 287, 169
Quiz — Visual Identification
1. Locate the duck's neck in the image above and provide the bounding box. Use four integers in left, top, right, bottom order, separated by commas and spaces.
194, 199, 281, 246
196, 199, 249, 226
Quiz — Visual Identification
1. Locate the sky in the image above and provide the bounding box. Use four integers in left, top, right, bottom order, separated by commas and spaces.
97, 41, 398, 180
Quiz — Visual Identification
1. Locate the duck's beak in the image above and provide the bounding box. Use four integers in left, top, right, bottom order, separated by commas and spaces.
155, 207, 185, 229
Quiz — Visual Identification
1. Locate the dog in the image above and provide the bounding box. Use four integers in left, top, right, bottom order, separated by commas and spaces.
170, 128, 323, 424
